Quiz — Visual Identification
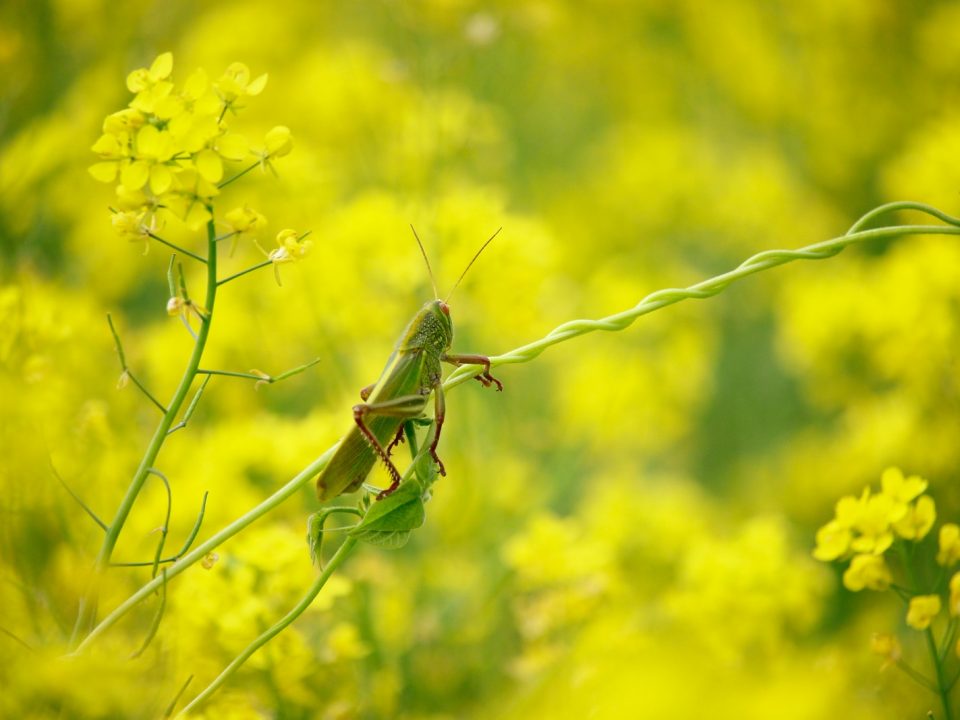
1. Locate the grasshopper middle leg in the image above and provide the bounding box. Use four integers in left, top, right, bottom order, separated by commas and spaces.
442, 353, 503, 391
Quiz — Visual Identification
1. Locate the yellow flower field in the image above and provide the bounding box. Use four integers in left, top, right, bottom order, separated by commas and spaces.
3, 1, 960, 717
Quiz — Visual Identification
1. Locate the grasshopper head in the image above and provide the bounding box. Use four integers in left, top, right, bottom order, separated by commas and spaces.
430, 299, 454, 346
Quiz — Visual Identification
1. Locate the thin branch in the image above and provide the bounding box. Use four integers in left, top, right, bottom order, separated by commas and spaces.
895, 659, 940, 694
129, 568, 167, 659
217, 161, 259, 190
940, 617, 958, 663
146, 232, 207, 264
107, 314, 168, 414
164, 676, 193, 719
271, 356, 321, 383
196, 357, 320, 385
0, 625, 34, 651
173, 491, 209, 558
50, 459, 106, 531
196, 368, 269, 381
146, 468, 173, 579
167, 376, 211, 436
216, 259, 272, 286
110, 491, 209, 567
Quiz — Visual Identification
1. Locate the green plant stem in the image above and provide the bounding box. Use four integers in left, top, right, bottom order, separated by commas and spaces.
146, 231, 207, 264
70, 445, 335, 654
444, 211, 960, 390
175, 537, 359, 717
73, 204, 960, 653
927, 628, 955, 720
217, 259, 272, 286
218, 161, 259, 189
897, 540, 955, 720
70, 213, 220, 646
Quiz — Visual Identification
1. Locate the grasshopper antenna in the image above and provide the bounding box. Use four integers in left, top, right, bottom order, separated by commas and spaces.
445, 227, 502, 303
410, 225, 440, 299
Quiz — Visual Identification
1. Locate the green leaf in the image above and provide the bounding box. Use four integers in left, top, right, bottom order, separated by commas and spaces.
348, 480, 425, 548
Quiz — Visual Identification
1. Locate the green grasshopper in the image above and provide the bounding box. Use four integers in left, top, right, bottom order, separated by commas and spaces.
316, 228, 503, 502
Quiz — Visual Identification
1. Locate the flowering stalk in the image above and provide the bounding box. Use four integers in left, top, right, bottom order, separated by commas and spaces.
71, 212, 219, 643
72, 52, 307, 647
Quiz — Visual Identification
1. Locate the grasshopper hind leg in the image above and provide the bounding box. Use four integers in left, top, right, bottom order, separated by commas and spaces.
352, 394, 429, 499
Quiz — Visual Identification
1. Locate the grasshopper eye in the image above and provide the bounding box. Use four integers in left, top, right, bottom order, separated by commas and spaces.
438, 302, 450, 316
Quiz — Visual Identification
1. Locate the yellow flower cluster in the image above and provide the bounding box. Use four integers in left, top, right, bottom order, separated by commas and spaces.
88, 52, 291, 234
814, 469, 960, 653
813, 468, 935, 590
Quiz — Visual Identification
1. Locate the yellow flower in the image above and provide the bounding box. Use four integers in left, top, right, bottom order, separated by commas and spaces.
102, 107, 146, 135
126, 52, 173, 93
834, 494, 861, 527
849, 489, 895, 555
264, 126, 293, 158
224, 206, 266, 235
938, 524, 960, 566
126, 124, 178, 194
269, 229, 312, 263
90, 120, 137, 183
180, 68, 222, 117
166, 296, 207, 330
812, 519, 851, 561
881, 467, 927, 517
214, 132, 249, 162
870, 632, 901, 670
111, 210, 150, 244
167, 111, 220, 154
215, 62, 268, 104
268, 230, 312, 285
906, 594, 941, 630
842, 554, 892, 592
949, 573, 960, 616
156, 168, 218, 227
892, 495, 936, 541
129, 72, 178, 117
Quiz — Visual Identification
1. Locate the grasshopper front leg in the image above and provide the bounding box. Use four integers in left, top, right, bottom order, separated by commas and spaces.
353, 394, 428, 498
442, 353, 503, 391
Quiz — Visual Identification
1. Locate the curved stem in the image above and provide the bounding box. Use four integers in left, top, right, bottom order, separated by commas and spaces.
175, 537, 359, 717
71, 211, 220, 645
70, 445, 336, 654
444, 219, 960, 390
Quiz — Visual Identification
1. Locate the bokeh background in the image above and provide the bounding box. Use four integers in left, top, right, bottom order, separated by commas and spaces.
3, 1, 960, 717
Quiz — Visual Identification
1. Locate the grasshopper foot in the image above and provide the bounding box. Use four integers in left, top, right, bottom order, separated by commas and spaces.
376, 478, 401, 500
473, 370, 503, 392
431, 449, 447, 477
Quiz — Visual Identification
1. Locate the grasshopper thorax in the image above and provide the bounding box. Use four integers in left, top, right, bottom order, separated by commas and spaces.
399, 299, 454, 355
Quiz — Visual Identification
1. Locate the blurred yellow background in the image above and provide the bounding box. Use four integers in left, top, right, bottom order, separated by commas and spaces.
3, 0, 960, 717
